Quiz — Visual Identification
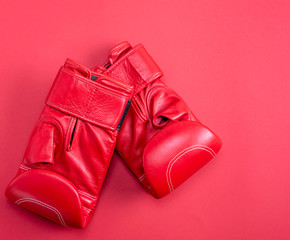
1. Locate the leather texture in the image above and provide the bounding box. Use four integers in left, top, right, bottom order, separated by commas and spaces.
5, 59, 133, 228
92, 42, 222, 198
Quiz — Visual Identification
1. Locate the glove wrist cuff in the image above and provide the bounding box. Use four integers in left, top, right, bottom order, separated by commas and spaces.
105, 44, 164, 94
46, 60, 132, 130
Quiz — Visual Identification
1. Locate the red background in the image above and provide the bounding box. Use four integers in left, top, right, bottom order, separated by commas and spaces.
1, 0, 290, 239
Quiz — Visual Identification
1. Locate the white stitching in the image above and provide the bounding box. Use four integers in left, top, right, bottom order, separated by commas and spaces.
166, 145, 216, 193
19, 165, 31, 170
83, 206, 91, 213
78, 190, 97, 200
166, 146, 216, 192
19, 167, 29, 171
15, 198, 66, 226
19, 167, 30, 171
139, 174, 145, 181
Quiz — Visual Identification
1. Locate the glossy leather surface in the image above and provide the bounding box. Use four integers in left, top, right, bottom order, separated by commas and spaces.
5, 59, 133, 228
93, 42, 222, 198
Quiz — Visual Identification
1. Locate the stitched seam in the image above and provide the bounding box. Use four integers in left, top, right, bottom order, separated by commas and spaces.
47, 73, 130, 130
78, 190, 97, 200
166, 145, 216, 193
139, 174, 145, 181
88, 83, 129, 99
105, 45, 163, 86
134, 95, 147, 119
131, 102, 146, 123
19, 165, 31, 170
116, 148, 147, 184
65, 59, 91, 77
131, 98, 147, 123
48, 94, 128, 131
62, 69, 127, 97
83, 206, 91, 213
61, 68, 130, 99
84, 86, 97, 119
86, 92, 130, 130
145, 85, 167, 121
15, 198, 66, 226
47, 71, 64, 109
19, 167, 30, 171
46, 103, 114, 130
105, 45, 144, 74
134, 73, 163, 95
145, 84, 174, 122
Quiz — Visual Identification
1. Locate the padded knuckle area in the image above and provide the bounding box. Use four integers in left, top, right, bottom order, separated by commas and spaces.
143, 121, 222, 198
5, 170, 84, 228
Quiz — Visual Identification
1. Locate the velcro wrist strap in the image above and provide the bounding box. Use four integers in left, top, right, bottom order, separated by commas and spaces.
106, 44, 163, 94
46, 67, 132, 130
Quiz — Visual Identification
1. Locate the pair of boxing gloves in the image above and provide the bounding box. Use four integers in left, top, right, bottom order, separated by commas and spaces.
5, 42, 222, 228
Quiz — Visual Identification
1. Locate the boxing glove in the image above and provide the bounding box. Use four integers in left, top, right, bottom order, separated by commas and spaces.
92, 42, 222, 198
5, 59, 132, 228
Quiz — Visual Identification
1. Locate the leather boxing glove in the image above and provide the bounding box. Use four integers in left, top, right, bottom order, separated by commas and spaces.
92, 42, 222, 199
5, 59, 132, 228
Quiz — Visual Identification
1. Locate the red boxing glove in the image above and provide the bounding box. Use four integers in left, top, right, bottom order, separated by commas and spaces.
5, 59, 132, 228
93, 42, 222, 198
